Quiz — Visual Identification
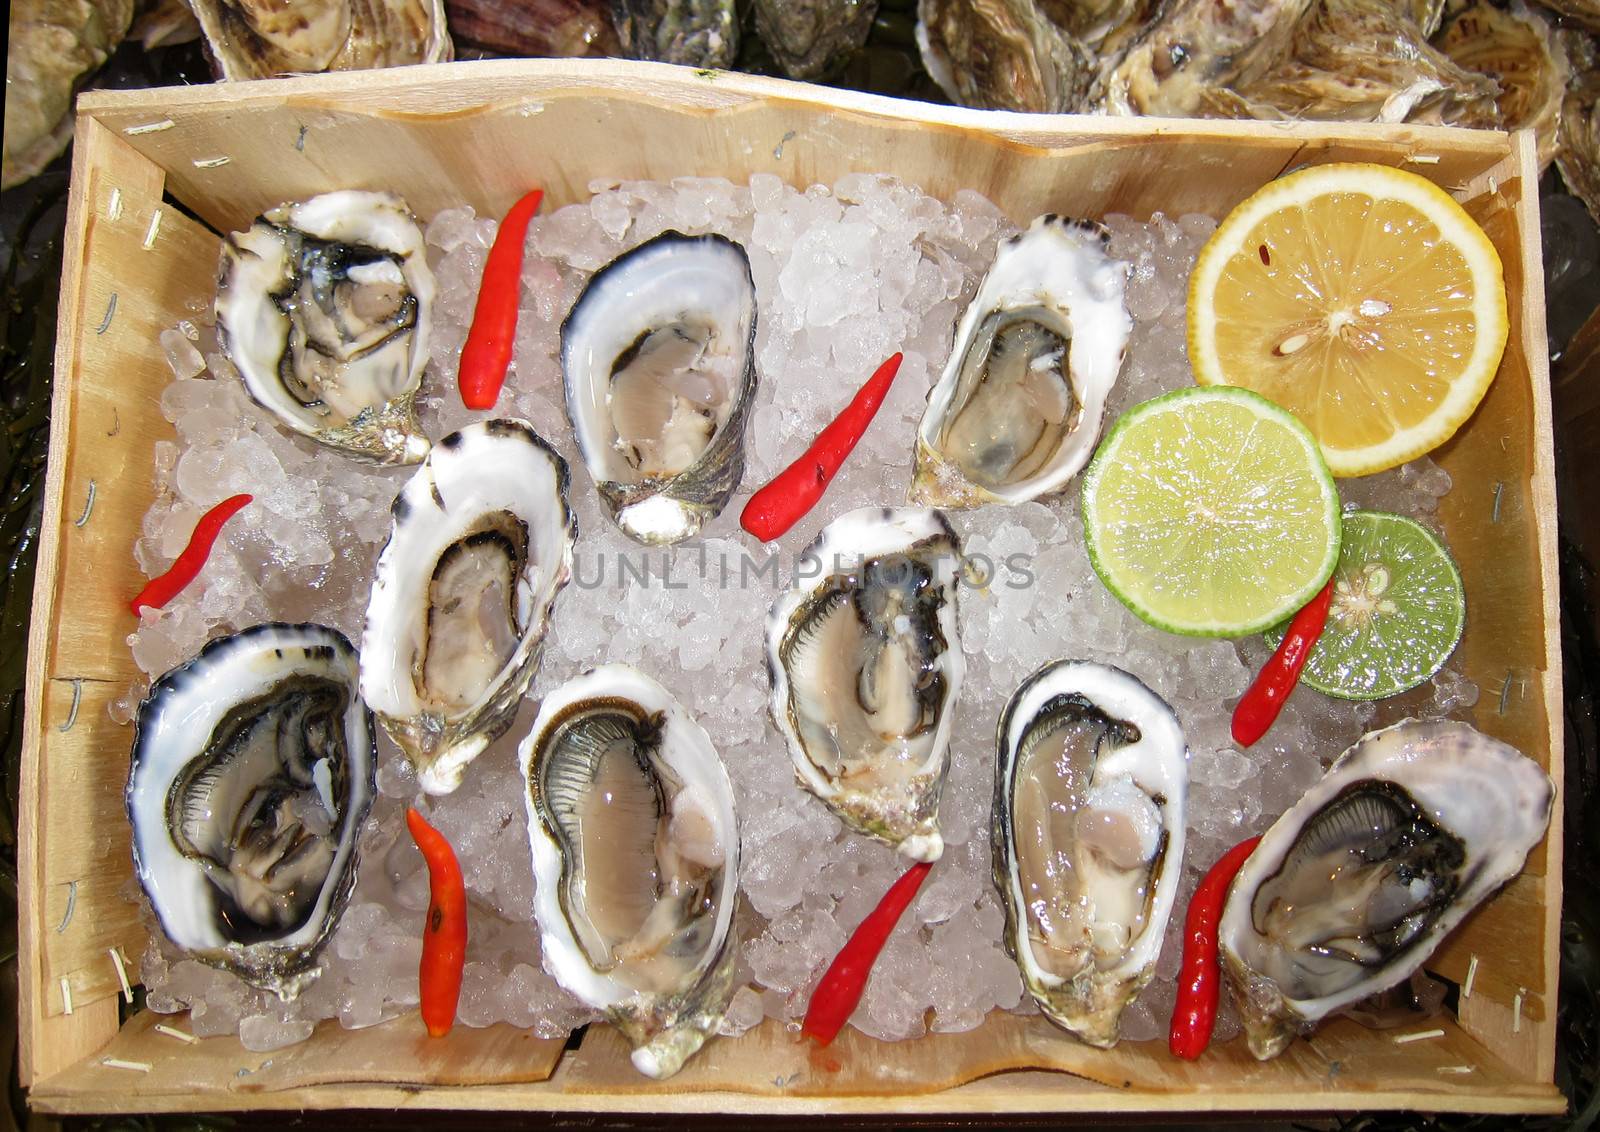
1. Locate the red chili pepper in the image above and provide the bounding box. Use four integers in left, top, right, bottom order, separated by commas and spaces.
1231, 578, 1335, 747
1169, 835, 1260, 1060
128, 494, 252, 616
740, 352, 904, 543
801, 858, 931, 1046
406, 807, 468, 1038
458, 188, 543, 411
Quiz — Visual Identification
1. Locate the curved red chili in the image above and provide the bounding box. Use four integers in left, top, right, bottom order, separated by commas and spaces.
458, 188, 543, 411
406, 807, 468, 1038
740, 352, 904, 543
1169, 835, 1260, 1060
801, 858, 931, 1046
1231, 578, 1335, 747
128, 493, 252, 616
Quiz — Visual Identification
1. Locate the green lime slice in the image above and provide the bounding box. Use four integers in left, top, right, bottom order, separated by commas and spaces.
1081, 386, 1341, 637
1266, 509, 1465, 700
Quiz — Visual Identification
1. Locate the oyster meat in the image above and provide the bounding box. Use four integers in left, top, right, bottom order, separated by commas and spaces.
561, 231, 759, 545
362, 419, 576, 794
522, 663, 739, 1078
217, 190, 434, 465
993, 660, 1187, 1046
1220, 719, 1554, 1060
189, 0, 452, 79
766, 507, 963, 862
910, 215, 1130, 509
127, 623, 376, 999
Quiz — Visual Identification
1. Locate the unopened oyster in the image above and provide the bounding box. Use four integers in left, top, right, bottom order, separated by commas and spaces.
1220, 719, 1554, 1060
127, 623, 375, 999
362, 419, 576, 794
561, 231, 758, 545
910, 215, 1130, 509
766, 507, 963, 862
217, 190, 434, 465
1436, 1, 1568, 168
754, 0, 877, 79
993, 660, 1187, 1046
916, 0, 1095, 112
522, 663, 739, 1079
189, 0, 452, 79
610, 0, 737, 66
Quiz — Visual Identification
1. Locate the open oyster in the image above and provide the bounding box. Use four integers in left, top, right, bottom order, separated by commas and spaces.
522, 663, 739, 1079
910, 215, 1130, 509
766, 507, 963, 862
561, 230, 758, 545
993, 660, 1187, 1046
217, 190, 434, 465
127, 623, 375, 1000
362, 419, 576, 795
1220, 719, 1554, 1060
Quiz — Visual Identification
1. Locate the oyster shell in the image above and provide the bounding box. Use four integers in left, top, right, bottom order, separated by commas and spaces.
1436, 1, 1569, 168
609, 0, 737, 66
361, 419, 576, 794
910, 215, 1130, 509
916, 0, 1095, 112
1556, 31, 1600, 228
766, 507, 963, 862
561, 231, 758, 545
522, 663, 739, 1079
217, 190, 434, 465
993, 660, 1187, 1046
127, 623, 376, 1000
445, 0, 618, 56
754, 0, 878, 80
1220, 719, 1554, 1060
189, 0, 452, 79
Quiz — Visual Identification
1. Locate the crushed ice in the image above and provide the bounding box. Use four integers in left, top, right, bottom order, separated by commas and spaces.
127, 175, 1466, 1053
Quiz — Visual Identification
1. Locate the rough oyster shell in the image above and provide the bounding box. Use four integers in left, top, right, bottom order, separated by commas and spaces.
766, 507, 963, 862
127, 623, 376, 1000
1436, 0, 1569, 168
609, 0, 737, 66
561, 230, 758, 545
522, 663, 739, 1079
216, 190, 434, 465
916, 0, 1094, 112
1220, 719, 1554, 1060
189, 0, 452, 79
910, 214, 1130, 509
993, 660, 1187, 1047
754, 0, 878, 80
361, 419, 576, 794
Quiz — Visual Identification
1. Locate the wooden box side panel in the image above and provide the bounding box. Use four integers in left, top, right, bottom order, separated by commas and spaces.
20, 116, 222, 1085
78, 61, 1512, 236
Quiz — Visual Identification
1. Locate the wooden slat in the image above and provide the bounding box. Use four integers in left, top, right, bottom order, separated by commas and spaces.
74, 61, 1509, 235
27, 1014, 1564, 1115
31, 1010, 566, 1102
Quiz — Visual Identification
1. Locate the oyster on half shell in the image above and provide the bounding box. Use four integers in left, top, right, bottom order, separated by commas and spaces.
127, 623, 376, 1000
993, 660, 1187, 1046
1220, 719, 1554, 1060
217, 190, 434, 465
767, 507, 963, 862
910, 215, 1131, 509
522, 663, 739, 1079
562, 231, 759, 545
362, 419, 576, 795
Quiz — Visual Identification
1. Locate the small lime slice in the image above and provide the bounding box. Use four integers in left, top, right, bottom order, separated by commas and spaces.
1266, 509, 1465, 700
1081, 386, 1342, 637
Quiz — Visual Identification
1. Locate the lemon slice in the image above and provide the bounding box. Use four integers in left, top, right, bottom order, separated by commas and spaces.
1188, 163, 1508, 478
1082, 387, 1342, 637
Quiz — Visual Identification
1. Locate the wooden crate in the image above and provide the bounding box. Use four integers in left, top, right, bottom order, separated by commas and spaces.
19, 59, 1565, 1116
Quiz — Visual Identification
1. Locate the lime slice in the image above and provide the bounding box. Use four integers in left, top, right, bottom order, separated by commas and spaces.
1266, 510, 1465, 700
1082, 387, 1341, 637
